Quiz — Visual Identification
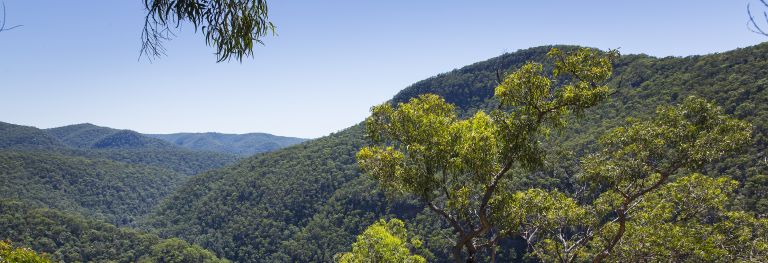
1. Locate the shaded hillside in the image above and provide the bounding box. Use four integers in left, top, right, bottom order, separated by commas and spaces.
47, 123, 175, 150
0, 151, 184, 226
66, 148, 240, 176
0, 122, 241, 229
0, 200, 226, 262
148, 132, 307, 156
149, 43, 767, 262
0, 122, 64, 149
145, 126, 364, 261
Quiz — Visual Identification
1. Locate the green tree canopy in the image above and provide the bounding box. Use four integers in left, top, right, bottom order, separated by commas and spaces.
0, 241, 50, 263
335, 219, 425, 263
357, 47, 764, 262
357, 47, 618, 262
139, 238, 229, 263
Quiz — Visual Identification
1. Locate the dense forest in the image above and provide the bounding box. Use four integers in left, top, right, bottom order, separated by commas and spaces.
0, 122, 297, 262
141, 43, 768, 262
2, 43, 768, 262
147, 132, 307, 156
0, 200, 227, 262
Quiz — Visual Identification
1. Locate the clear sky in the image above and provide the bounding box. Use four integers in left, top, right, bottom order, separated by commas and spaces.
1, 1, 765, 138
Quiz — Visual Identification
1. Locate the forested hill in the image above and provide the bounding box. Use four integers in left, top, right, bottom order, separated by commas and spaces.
0, 123, 236, 261
0, 122, 64, 149
145, 43, 768, 262
47, 123, 175, 150
0, 122, 240, 176
147, 132, 307, 156
0, 200, 227, 262
0, 151, 184, 226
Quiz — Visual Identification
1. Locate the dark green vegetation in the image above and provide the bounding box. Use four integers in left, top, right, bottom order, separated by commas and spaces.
144, 43, 768, 262
0, 151, 181, 226
0, 122, 62, 149
145, 127, 365, 261
148, 132, 307, 156
0, 122, 236, 261
0, 200, 227, 262
0, 122, 241, 226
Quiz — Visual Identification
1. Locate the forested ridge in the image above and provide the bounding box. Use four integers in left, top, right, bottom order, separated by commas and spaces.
147, 132, 307, 157
1, 122, 241, 176
143, 43, 768, 262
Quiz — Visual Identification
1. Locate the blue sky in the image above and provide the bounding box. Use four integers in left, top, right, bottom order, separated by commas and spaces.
1, 1, 765, 138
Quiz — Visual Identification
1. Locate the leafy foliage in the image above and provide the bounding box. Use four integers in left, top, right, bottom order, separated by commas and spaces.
335, 219, 425, 263
490, 98, 754, 262
357, 47, 618, 261
605, 174, 768, 262
139, 238, 229, 263
0, 240, 50, 263
141, 0, 275, 62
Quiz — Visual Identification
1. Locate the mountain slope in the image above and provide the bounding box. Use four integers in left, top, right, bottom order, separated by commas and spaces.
0, 150, 185, 226
0, 122, 242, 227
148, 132, 307, 156
148, 44, 768, 262
0, 200, 226, 262
47, 123, 175, 150
145, 126, 364, 261
0, 122, 65, 149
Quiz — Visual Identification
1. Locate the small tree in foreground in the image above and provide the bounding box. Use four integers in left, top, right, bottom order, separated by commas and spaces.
0, 240, 51, 263
357, 47, 765, 262
335, 219, 425, 263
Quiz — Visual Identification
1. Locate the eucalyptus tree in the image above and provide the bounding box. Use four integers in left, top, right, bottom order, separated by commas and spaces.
335, 219, 426, 263
492, 97, 760, 262
141, 0, 274, 62
357, 47, 765, 262
357, 47, 619, 262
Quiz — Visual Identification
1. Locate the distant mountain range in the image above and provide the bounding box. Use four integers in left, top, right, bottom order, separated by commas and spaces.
0, 121, 304, 226
147, 132, 307, 156
46, 123, 177, 150
0, 121, 302, 260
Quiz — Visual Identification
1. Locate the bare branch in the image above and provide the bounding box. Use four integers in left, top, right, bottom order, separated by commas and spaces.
428, 201, 465, 235
0, 2, 22, 33
748, 1, 768, 36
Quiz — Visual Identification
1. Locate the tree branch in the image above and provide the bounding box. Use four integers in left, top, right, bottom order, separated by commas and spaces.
428, 201, 464, 235
0, 2, 22, 33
